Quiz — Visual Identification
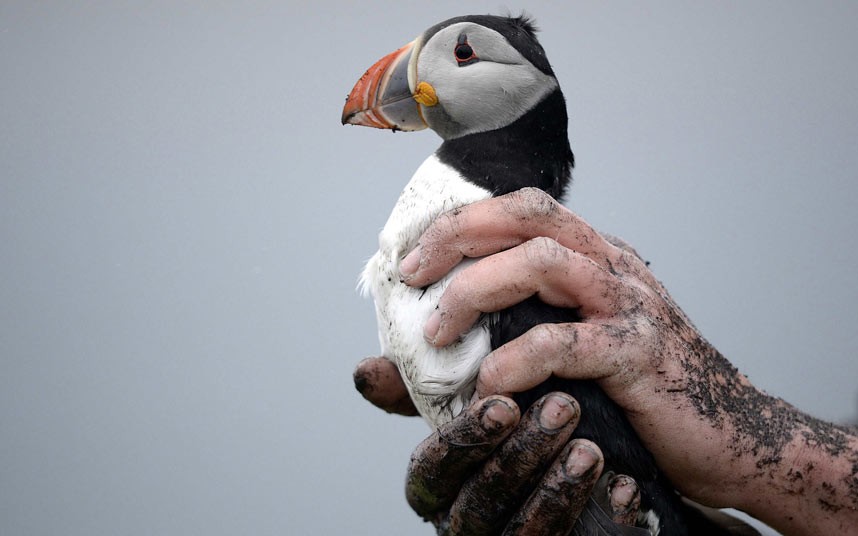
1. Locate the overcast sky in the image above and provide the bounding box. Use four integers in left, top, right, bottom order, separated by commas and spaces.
2, 2, 857, 535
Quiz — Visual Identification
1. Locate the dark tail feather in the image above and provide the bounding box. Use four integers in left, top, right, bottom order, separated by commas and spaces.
571, 497, 651, 536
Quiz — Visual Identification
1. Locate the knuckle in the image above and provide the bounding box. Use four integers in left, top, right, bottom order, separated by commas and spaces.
521, 236, 568, 270
518, 186, 558, 216
617, 242, 645, 264
602, 233, 643, 261
505, 187, 559, 221
524, 323, 570, 357
478, 355, 504, 392
426, 206, 465, 244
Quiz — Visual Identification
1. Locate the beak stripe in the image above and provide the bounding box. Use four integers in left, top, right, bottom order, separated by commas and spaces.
342, 40, 428, 132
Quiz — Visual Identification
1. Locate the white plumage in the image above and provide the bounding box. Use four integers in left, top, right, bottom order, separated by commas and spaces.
360, 154, 493, 427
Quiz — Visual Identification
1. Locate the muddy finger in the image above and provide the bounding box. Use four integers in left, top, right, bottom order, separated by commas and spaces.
400, 189, 624, 289
503, 439, 604, 536
406, 396, 520, 520
446, 393, 580, 535
425, 238, 626, 348
608, 474, 641, 526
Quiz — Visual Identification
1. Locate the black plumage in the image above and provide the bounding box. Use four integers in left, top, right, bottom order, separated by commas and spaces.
344, 13, 753, 535
435, 57, 690, 533
437, 89, 572, 199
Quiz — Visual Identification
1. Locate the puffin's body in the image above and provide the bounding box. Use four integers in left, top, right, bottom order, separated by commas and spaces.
343, 15, 734, 536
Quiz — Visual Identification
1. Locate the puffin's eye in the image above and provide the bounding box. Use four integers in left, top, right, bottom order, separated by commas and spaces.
454, 39, 478, 66
455, 43, 474, 61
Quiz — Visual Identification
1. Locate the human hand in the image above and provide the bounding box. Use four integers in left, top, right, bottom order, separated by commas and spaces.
396, 188, 858, 535
395, 187, 751, 503
394, 189, 776, 504
354, 358, 643, 535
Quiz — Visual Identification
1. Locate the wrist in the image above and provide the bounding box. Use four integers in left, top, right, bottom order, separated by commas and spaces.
736, 406, 858, 535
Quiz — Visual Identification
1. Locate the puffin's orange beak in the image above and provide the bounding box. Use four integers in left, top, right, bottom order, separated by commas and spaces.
341, 40, 427, 131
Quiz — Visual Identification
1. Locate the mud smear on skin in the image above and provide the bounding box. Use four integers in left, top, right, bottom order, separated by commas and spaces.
680, 336, 858, 512
639, 278, 858, 515
406, 399, 518, 524
451, 396, 579, 534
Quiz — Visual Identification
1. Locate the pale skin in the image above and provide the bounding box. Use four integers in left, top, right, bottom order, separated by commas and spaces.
355, 187, 858, 535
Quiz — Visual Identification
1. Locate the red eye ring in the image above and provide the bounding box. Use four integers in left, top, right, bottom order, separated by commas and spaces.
454, 41, 477, 65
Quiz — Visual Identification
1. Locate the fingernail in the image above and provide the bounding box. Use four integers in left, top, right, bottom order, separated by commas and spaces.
424, 309, 441, 344
609, 475, 639, 512
399, 247, 421, 281
538, 395, 574, 431
481, 399, 516, 430
565, 443, 599, 478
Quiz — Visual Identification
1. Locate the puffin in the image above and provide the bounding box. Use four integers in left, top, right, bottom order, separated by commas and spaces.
342, 15, 743, 536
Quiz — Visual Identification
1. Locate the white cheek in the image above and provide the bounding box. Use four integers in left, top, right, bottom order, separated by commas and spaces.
438, 63, 557, 135
414, 22, 558, 138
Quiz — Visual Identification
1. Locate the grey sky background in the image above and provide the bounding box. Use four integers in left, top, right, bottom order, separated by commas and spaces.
2, 2, 856, 535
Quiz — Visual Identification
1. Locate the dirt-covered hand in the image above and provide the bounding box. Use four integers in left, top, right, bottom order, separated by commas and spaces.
396, 187, 760, 503
397, 187, 858, 535
406, 393, 641, 535
353, 358, 643, 534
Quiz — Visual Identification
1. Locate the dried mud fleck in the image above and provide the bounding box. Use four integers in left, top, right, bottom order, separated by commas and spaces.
677, 324, 858, 514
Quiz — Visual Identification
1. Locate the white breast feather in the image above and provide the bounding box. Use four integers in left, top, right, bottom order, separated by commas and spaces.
360, 154, 494, 428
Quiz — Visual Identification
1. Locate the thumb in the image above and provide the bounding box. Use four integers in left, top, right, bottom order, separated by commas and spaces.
353, 356, 419, 416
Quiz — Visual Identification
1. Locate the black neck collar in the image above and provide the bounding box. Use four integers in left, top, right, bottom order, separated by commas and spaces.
435, 89, 574, 200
